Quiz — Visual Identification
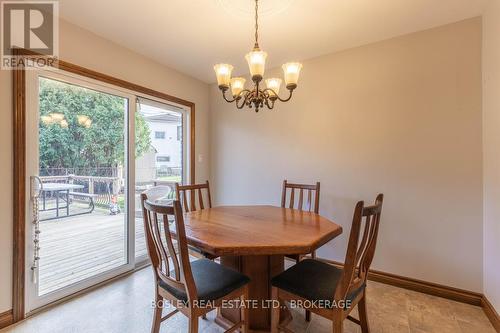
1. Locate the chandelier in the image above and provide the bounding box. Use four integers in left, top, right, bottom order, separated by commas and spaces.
213, 0, 302, 112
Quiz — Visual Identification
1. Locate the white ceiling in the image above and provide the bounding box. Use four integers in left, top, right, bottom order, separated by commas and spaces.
58, 0, 489, 83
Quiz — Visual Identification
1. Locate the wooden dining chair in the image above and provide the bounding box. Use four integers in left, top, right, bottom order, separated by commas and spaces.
281, 179, 321, 262
141, 192, 250, 333
281, 180, 322, 321
271, 194, 384, 333
176, 181, 217, 260
281, 180, 320, 214
175, 181, 212, 213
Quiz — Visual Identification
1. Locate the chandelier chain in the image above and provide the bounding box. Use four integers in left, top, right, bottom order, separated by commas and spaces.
254, 0, 259, 48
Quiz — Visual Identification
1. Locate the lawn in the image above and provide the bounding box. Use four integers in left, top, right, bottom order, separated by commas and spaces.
157, 175, 182, 182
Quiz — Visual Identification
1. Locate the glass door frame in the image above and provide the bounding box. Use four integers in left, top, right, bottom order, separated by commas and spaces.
24, 70, 136, 313
12, 55, 196, 322
21, 65, 195, 316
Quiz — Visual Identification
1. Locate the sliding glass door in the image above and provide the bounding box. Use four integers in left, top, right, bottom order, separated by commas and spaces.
24, 68, 189, 313
134, 98, 185, 261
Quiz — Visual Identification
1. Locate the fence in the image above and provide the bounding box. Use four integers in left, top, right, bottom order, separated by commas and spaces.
155, 166, 182, 178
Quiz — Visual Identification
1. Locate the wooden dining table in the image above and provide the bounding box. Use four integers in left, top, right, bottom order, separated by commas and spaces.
182, 205, 343, 332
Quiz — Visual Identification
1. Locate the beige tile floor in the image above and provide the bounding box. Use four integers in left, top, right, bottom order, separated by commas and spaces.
1, 267, 495, 333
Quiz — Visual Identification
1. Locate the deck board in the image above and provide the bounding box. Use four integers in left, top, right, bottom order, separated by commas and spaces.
38, 208, 147, 295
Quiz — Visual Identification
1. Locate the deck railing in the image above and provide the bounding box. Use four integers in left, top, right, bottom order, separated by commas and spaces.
39, 174, 122, 206
40, 175, 178, 207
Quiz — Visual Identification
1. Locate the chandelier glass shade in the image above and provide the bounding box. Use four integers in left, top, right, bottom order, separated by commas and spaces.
214, 0, 302, 112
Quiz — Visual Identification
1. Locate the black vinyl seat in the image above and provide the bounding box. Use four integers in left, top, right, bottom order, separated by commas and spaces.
160, 258, 250, 302
271, 259, 365, 307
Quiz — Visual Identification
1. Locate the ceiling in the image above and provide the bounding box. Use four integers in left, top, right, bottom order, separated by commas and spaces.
58, 0, 489, 83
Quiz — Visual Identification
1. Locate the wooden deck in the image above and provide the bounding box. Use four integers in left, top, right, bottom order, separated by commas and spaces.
38, 206, 147, 296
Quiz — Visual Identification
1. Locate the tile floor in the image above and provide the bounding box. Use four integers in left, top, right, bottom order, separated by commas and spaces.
1, 267, 495, 333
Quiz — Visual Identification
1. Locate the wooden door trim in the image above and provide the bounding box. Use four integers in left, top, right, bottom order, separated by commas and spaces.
13, 66, 26, 322
12, 52, 196, 322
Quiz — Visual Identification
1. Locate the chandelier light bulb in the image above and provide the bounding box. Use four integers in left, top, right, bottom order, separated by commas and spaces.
282, 62, 303, 88
214, 64, 234, 88
265, 78, 282, 98
245, 50, 267, 80
230, 77, 246, 97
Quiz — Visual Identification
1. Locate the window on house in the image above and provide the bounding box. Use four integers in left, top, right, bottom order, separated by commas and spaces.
155, 131, 165, 139
156, 156, 170, 162
177, 126, 182, 141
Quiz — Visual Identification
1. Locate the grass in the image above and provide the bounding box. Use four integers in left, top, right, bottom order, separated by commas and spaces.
157, 175, 182, 182
117, 196, 125, 210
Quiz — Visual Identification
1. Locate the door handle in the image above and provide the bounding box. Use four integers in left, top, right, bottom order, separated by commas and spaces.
30, 176, 42, 284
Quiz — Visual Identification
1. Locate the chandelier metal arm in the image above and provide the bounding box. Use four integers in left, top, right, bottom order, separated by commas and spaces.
236, 92, 252, 109
264, 96, 275, 110
221, 89, 249, 102
276, 88, 294, 102
221, 89, 237, 103
221, 85, 294, 111
221, 88, 254, 108
261, 88, 294, 103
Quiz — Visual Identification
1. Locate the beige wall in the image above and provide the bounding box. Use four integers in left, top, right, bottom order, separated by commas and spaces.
210, 18, 483, 292
0, 20, 210, 312
483, 1, 500, 313
0, 13, 488, 315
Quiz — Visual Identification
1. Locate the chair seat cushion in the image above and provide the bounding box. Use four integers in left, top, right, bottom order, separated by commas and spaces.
271, 259, 365, 308
159, 258, 249, 302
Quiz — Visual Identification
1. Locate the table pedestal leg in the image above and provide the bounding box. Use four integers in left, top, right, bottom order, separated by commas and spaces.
216, 255, 285, 332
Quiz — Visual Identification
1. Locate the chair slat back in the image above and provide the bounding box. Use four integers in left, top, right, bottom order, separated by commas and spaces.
141, 192, 197, 303
335, 194, 384, 302
175, 181, 212, 213
281, 180, 320, 214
